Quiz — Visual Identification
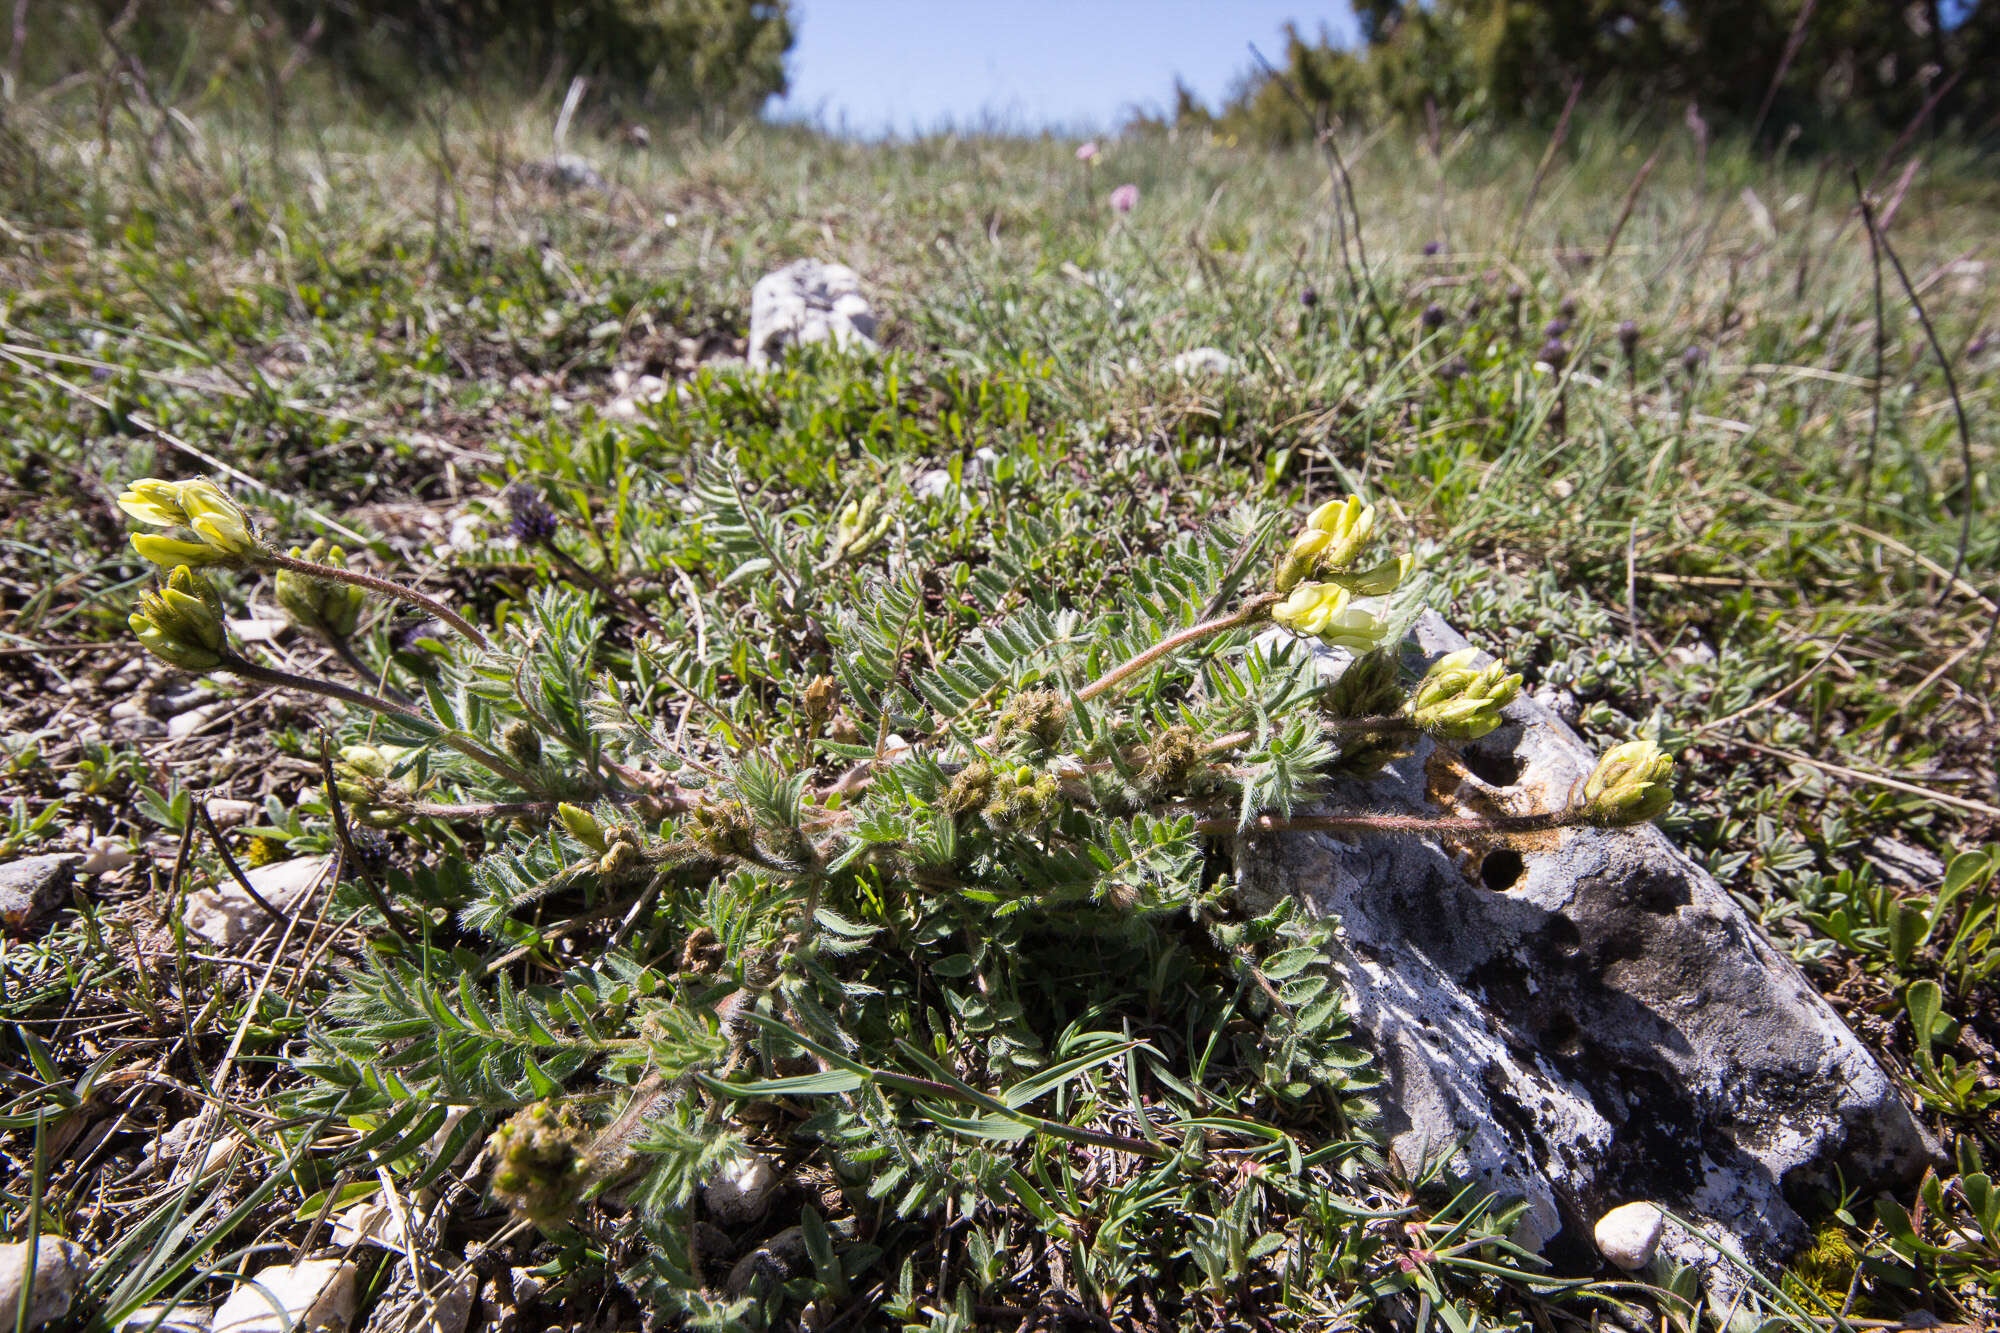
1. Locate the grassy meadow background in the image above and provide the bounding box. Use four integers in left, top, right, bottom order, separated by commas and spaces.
0, 39, 1997, 1333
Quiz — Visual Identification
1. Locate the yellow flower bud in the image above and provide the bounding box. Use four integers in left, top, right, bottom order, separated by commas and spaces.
129, 566, 229, 671
1274, 528, 1332, 593
1581, 739, 1675, 826
558, 801, 609, 853
1409, 649, 1522, 742
1304, 494, 1378, 571
133, 533, 227, 567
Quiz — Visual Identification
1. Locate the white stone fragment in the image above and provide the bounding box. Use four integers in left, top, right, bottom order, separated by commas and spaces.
226, 618, 289, 644
702, 1150, 779, 1226
1594, 1202, 1666, 1271
115, 1304, 210, 1333
213, 1260, 358, 1333
1169, 346, 1237, 377
79, 837, 135, 876
0, 1239, 90, 1330
747, 260, 879, 369
167, 701, 230, 741
183, 855, 331, 946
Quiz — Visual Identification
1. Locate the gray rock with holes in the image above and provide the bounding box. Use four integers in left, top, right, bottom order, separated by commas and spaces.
1236, 613, 1939, 1281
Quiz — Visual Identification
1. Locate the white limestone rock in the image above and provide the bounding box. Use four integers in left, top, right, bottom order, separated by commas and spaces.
747, 260, 879, 369
184, 855, 331, 946
213, 1260, 358, 1333
0, 1239, 90, 1330
1594, 1201, 1666, 1270
1169, 346, 1237, 377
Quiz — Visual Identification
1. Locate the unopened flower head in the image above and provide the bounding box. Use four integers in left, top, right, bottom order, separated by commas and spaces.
828, 493, 892, 564
1272, 582, 1390, 651
1581, 738, 1675, 826
1409, 648, 1522, 742
274, 540, 365, 640
120, 478, 258, 566
1109, 183, 1139, 214
505, 484, 560, 543
130, 565, 229, 671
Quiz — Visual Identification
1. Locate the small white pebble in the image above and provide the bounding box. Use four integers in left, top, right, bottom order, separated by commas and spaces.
1594, 1201, 1665, 1271
702, 1150, 778, 1226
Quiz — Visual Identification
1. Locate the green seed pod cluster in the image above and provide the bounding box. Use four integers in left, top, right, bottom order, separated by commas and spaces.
941, 761, 995, 817
693, 799, 757, 859
596, 838, 646, 881
979, 763, 1061, 831
1323, 650, 1402, 720
333, 744, 418, 826
994, 689, 1071, 751
1140, 724, 1204, 794
487, 1100, 591, 1226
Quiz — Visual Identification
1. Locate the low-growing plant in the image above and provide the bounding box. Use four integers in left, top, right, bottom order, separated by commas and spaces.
111, 469, 1678, 1324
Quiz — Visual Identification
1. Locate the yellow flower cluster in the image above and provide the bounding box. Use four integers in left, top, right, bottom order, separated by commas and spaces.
1270, 494, 1415, 651
119, 478, 259, 567
1271, 582, 1391, 651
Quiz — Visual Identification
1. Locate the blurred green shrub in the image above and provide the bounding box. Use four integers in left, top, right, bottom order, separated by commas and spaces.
1172, 1, 1998, 144
11, 0, 793, 117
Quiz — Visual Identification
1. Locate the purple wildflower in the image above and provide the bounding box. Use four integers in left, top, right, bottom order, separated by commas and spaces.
506, 484, 560, 543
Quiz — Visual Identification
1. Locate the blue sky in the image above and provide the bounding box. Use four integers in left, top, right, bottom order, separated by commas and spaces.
768, 2, 1358, 136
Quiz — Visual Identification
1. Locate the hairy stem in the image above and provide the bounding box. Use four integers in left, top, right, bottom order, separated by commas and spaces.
262, 548, 491, 650
1076, 593, 1279, 704
225, 654, 539, 792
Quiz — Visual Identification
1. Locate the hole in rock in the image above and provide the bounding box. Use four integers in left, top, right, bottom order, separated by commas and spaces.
1480, 848, 1526, 892
1462, 745, 1525, 788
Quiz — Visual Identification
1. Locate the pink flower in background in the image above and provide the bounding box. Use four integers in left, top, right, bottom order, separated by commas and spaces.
1076, 140, 1099, 163
1109, 183, 1139, 214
